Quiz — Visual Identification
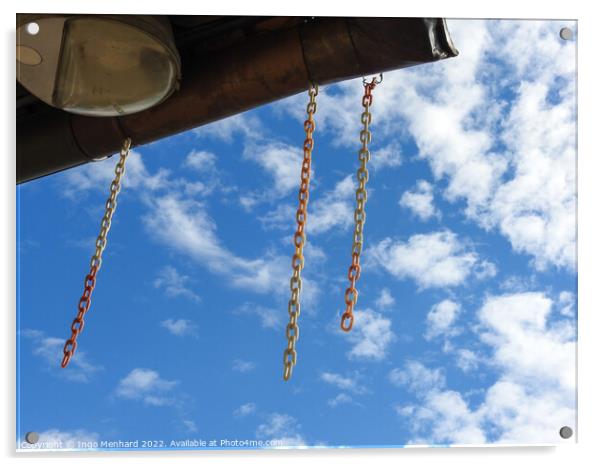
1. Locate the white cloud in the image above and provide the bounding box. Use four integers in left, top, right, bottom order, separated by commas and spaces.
256, 413, 306, 447
143, 194, 290, 296
499, 274, 538, 292
61, 139, 222, 205
160, 318, 198, 337
285, 20, 576, 272
181, 150, 221, 195
232, 359, 256, 373
479, 379, 575, 444
557, 291, 575, 317
405, 20, 575, 271
394, 291, 576, 444
456, 348, 480, 373
490, 77, 576, 271
143, 194, 232, 271
478, 292, 575, 397
273, 78, 370, 150
320, 371, 366, 394
115, 368, 178, 406
141, 190, 323, 319
181, 419, 198, 433
257, 203, 296, 230
389, 361, 446, 393
184, 150, 217, 173
238, 194, 260, 211
375, 288, 395, 310
194, 111, 317, 217
371, 143, 403, 171
243, 141, 304, 198
194, 113, 261, 142
327, 393, 353, 407
367, 231, 493, 289
396, 390, 487, 445
21, 329, 103, 383
62, 150, 170, 198
345, 309, 395, 361
234, 402, 257, 417
259, 175, 356, 235
307, 175, 356, 234
375, 20, 505, 212
144, 193, 321, 313
304, 241, 328, 264
197, 116, 312, 209
425, 299, 461, 340
399, 180, 440, 221
236, 302, 283, 330
153, 266, 201, 302
62, 137, 321, 308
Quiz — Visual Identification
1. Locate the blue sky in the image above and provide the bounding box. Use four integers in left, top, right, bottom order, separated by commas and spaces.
16, 19, 576, 450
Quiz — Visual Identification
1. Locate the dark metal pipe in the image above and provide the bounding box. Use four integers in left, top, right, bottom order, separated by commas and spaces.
17, 17, 457, 184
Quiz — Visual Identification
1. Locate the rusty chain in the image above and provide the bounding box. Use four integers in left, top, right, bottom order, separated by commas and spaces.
61, 137, 132, 368
340, 76, 381, 332
283, 84, 318, 381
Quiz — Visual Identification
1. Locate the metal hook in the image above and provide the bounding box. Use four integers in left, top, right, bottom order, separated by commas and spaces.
362, 73, 383, 85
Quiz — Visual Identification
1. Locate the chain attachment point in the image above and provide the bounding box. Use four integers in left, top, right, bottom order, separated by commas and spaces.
362, 73, 383, 86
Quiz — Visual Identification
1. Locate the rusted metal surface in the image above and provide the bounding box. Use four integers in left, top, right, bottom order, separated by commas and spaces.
16, 16, 458, 184
340, 76, 381, 333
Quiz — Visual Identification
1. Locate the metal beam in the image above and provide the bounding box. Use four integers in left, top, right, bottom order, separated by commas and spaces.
16, 17, 457, 184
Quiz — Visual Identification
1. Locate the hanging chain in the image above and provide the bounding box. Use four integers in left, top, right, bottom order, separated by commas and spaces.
283, 84, 318, 381
340, 76, 381, 332
61, 137, 132, 368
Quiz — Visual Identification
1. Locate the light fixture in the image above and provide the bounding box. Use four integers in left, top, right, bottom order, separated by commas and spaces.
16, 14, 181, 117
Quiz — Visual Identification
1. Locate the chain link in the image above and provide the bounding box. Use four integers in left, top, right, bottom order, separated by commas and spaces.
340, 78, 380, 332
61, 137, 132, 368
283, 85, 318, 381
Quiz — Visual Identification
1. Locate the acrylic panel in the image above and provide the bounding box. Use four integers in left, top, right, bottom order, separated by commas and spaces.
16, 18, 577, 451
